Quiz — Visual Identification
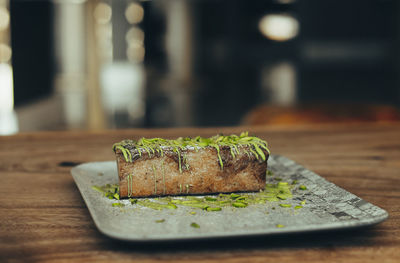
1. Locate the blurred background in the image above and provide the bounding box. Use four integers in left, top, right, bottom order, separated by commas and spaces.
1, 0, 400, 135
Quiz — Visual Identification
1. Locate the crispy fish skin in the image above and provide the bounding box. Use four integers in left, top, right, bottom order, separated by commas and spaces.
115, 145, 268, 198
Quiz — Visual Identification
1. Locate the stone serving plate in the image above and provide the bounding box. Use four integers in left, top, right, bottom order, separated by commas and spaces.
71, 155, 388, 241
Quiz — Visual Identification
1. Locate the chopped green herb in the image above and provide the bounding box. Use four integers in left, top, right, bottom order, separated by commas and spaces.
91, 186, 104, 193
181, 200, 201, 204
155, 219, 165, 223
299, 185, 307, 190
277, 194, 288, 200
112, 203, 125, 207
206, 207, 222, 212
205, 197, 217, 201
278, 182, 288, 187
276, 224, 285, 228
232, 202, 248, 208
166, 203, 178, 209
190, 222, 200, 228
230, 193, 241, 199
294, 205, 303, 209
279, 204, 292, 208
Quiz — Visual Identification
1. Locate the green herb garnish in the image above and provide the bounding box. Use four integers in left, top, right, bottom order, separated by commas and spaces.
299, 185, 307, 190
206, 207, 222, 212
112, 132, 270, 171
230, 193, 241, 200
190, 222, 200, 228
232, 202, 248, 208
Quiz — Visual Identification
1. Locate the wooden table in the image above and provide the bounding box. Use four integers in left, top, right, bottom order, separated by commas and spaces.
1, 123, 399, 262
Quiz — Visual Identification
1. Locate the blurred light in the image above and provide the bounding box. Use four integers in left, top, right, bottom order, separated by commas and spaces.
0, 43, 11, 63
96, 23, 113, 39
125, 26, 144, 46
53, 0, 86, 3
0, 109, 18, 135
127, 99, 145, 119
261, 62, 296, 105
94, 2, 112, 24
0, 63, 13, 111
259, 14, 299, 41
0, 7, 10, 31
125, 2, 144, 24
100, 62, 145, 121
126, 43, 145, 62
274, 0, 297, 4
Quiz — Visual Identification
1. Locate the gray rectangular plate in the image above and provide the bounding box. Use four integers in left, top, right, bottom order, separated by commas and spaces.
71, 155, 388, 241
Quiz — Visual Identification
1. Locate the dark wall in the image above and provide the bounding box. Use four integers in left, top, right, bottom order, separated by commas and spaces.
298, 0, 399, 104
11, 0, 54, 106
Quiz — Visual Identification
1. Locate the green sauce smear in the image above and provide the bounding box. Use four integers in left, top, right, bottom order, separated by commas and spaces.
92, 178, 297, 212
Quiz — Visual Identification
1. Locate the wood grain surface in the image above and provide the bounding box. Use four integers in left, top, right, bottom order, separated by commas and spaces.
0, 123, 399, 263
